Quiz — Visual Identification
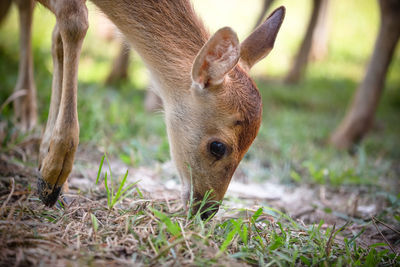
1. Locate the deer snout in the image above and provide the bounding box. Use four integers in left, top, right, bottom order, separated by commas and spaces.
190, 191, 221, 220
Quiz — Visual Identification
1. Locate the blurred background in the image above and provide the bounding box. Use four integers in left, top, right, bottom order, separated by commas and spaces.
0, 0, 399, 192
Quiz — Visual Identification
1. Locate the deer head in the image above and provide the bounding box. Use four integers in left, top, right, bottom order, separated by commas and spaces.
163, 7, 285, 219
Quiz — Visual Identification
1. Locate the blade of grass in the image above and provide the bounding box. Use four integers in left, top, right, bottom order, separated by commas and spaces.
104, 172, 111, 208
186, 164, 194, 220
111, 170, 129, 207
104, 153, 114, 202
151, 208, 181, 237
96, 154, 105, 185
91, 213, 99, 233
115, 187, 138, 206
217, 226, 237, 256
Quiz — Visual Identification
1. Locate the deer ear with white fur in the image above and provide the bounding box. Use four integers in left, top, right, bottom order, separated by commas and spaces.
240, 6, 285, 71
192, 27, 240, 89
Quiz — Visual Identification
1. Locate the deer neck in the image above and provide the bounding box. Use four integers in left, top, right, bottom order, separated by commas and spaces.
91, 0, 210, 101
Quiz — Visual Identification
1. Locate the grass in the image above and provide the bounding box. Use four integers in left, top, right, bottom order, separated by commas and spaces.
0, 170, 399, 265
95, 153, 139, 209
0, 0, 400, 265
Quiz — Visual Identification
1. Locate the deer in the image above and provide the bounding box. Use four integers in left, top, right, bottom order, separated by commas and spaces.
0, 0, 37, 132
9, 0, 285, 219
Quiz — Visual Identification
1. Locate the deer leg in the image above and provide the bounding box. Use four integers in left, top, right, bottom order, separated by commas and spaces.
13, 0, 37, 132
105, 40, 131, 84
37, 0, 88, 206
39, 23, 63, 169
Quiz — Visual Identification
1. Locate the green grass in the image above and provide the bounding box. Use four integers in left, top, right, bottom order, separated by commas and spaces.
95, 153, 140, 209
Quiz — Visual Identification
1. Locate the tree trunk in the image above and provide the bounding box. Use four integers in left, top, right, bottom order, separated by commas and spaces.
285, 0, 323, 84
0, 0, 11, 25
252, 0, 275, 30
330, 0, 400, 149
105, 41, 131, 85
310, 0, 331, 61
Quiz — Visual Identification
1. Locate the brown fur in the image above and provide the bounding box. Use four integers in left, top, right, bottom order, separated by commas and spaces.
93, 0, 209, 98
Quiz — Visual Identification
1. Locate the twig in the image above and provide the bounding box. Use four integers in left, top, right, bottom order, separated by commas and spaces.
147, 236, 158, 255
0, 89, 27, 112
292, 207, 316, 219
76, 234, 80, 250
164, 194, 171, 211
372, 216, 400, 236
325, 223, 336, 257
179, 221, 194, 262
152, 238, 185, 261
61, 222, 74, 239
0, 178, 15, 217
371, 216, 396, 254
0, 220, 57, 228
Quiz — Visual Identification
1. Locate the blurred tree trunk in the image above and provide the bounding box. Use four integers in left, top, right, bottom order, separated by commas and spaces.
310, 0, 331, 61
105, 39, 164, 112
105, 41, 131, 85
285, 0, 323, 84
252, 0, 275, 30
0, 0, 11, 25
330, 0, 400, 149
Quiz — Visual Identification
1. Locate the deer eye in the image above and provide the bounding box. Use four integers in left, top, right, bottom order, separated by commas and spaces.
209, 141, 226, 160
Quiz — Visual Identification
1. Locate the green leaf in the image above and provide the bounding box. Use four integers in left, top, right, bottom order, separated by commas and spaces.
219, 227, 237, 254
365, 248, 378, 267
348, 228, 365, 245
104, 172, 111, 208
232, 219, 248, 245
117, 187, 138, 205
151, 209, 181, 237
57, 199, 64, 209
369, 242, 388, 249
96, 154, 105, 185
136, 187, 144, 198
300, 255, 311, 266
242, 224, 248, 245
252, 207, 263, 223
290, 170, 302, 182
269, 236, 284, 250
111, 169, 129, 206
91, 213, 99, 233
105, 153, 114, 199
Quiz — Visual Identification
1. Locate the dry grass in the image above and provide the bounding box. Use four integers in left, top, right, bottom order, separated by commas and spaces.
0, 156, 244, 266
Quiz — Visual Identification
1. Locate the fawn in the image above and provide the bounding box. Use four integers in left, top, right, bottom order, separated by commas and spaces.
10, 0, 285, 219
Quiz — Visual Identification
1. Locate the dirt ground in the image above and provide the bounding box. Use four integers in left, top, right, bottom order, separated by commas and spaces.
0, 137, 399, 265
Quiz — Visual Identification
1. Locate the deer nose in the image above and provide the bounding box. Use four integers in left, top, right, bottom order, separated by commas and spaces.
200, 205, 219, 220
191, 193, 220, 220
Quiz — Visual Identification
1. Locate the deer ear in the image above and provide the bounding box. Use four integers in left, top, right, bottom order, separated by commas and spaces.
192, 27, 240, 89
240, 6, 285, 71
